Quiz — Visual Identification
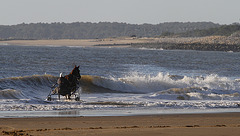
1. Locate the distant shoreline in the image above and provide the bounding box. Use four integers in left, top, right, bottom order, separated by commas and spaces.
1, 36, 240, 52
0, 38, 146, 48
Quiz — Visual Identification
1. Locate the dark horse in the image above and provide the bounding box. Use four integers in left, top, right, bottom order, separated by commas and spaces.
47, 65, 81, 101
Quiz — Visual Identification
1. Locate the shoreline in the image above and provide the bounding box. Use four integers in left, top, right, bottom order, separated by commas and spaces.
1, 36, 240, 51
0, 38, 148, 48
1, 112, 240, 136
1, 108, 240, 118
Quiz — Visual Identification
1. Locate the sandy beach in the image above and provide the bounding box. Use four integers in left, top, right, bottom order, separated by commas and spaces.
0, 38, 151, 48
1, 36, 240, 51
1, 113, 240, 136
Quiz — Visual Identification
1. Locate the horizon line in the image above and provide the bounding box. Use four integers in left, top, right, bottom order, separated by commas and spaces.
0, 21, 229, 26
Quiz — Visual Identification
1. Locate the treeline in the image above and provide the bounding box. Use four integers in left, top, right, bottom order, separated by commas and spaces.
0, 22, 219, 40
178, 23, 240, 37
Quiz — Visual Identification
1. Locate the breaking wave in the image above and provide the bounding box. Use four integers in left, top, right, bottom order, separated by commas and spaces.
1, 73, 240, 112
0, 89, 25, 99
1, 73, 240, 101
0, 75, 57, 99
90, 72, 240, 101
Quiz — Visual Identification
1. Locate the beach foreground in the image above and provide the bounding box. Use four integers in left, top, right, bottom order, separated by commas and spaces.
1, 113, 240, 136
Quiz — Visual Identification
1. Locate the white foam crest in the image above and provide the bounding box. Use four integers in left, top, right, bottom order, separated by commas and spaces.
120, 72, 181, 93
190, 74, 237, 90
139, 47, 164, 51
93, 72, 240, 94
92, 72, 180, 93
150, 88, 240, 100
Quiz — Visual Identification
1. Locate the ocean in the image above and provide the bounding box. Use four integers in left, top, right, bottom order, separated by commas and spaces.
1, 45, 240, 117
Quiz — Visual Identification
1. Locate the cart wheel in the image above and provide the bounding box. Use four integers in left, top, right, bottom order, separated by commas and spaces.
47, 96, 52, 101
75, 97, 80, 101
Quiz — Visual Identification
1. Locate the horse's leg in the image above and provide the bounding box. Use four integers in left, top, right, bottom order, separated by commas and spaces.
58, 94, 60, 100
67, 94, 71, 100
65, 94, 70, 100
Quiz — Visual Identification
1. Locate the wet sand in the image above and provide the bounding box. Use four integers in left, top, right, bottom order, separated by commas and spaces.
1, 113, 240, 136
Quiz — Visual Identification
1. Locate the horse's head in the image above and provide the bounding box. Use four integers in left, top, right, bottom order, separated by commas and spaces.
70, 65, 81, 80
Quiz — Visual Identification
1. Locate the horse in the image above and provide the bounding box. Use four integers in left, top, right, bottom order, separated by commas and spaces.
48, 65, 81, 101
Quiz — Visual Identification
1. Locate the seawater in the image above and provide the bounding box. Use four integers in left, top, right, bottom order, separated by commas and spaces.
1, 45, 240, 117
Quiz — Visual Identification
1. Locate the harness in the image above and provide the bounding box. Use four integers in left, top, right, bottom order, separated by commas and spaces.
57, 74, 79, 96
47, 66, 81, 101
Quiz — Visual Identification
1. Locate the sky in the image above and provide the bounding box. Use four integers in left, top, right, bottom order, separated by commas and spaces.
0, 0, 239, 25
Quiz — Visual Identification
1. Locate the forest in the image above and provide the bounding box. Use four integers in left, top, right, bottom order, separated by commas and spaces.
178, 23, 240, 37
0, 22, 220, 40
